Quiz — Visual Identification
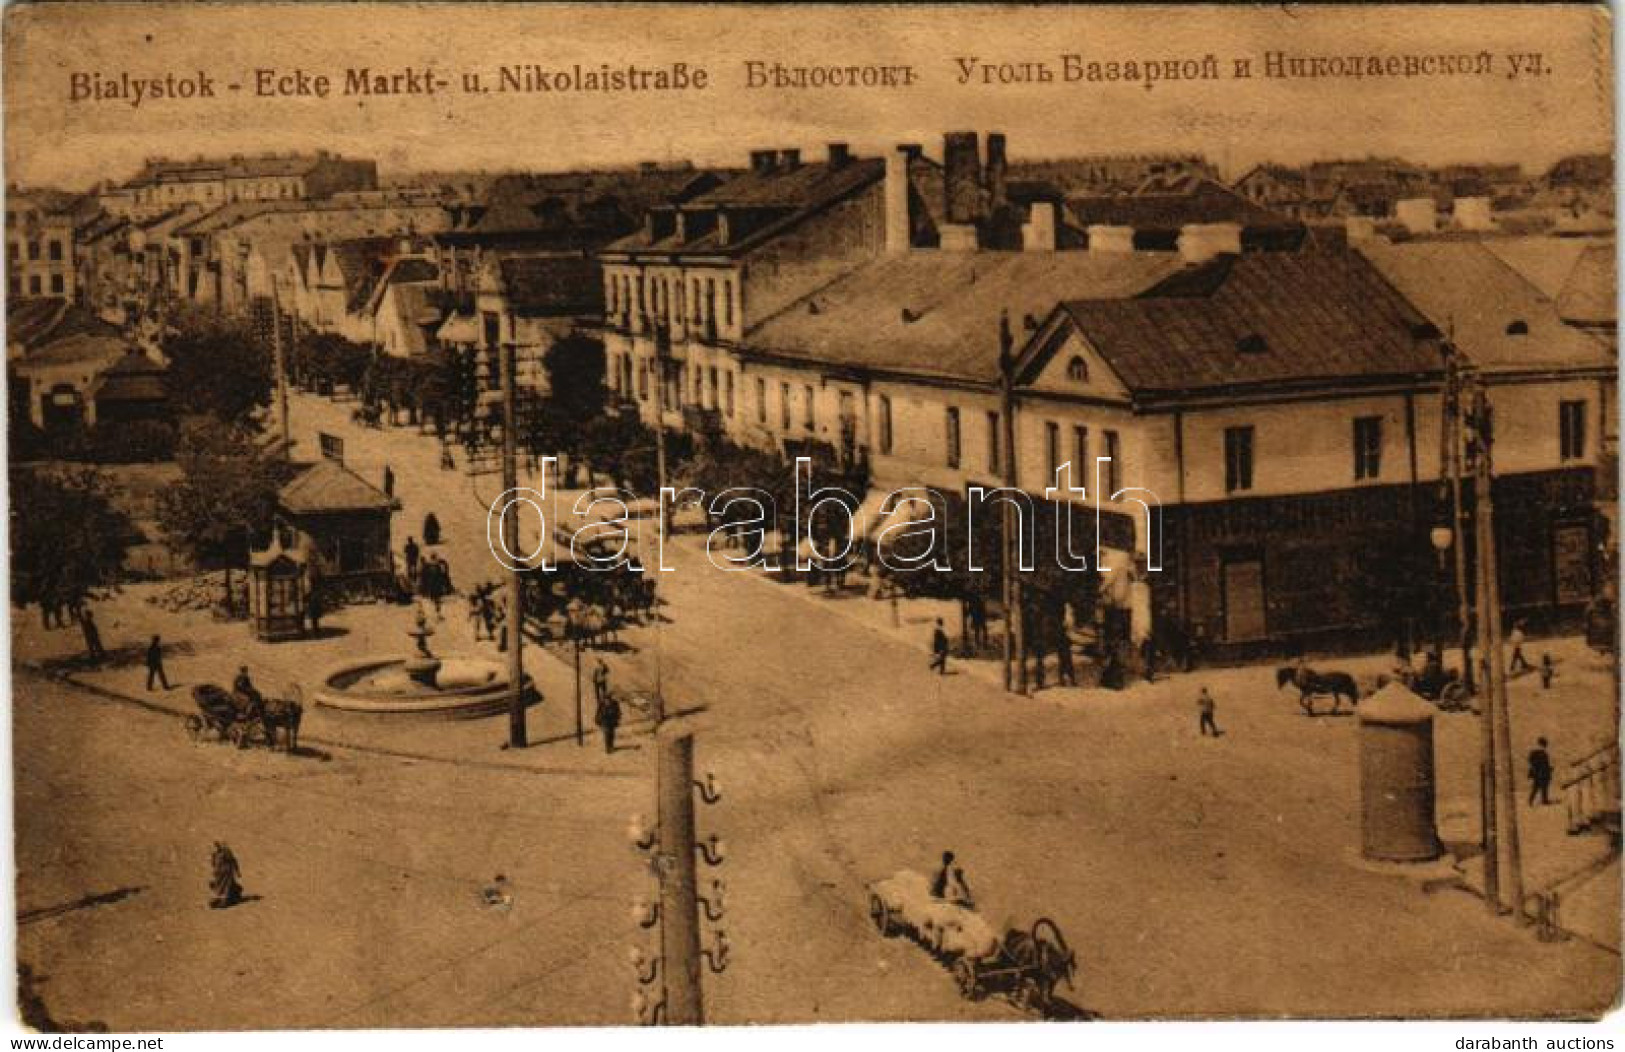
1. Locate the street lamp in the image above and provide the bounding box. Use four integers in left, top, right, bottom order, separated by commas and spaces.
1429, 524, 1454, 656
546, 603, 586, 747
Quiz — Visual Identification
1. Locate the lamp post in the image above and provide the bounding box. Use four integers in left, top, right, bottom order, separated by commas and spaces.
1430, 524, 1454, 654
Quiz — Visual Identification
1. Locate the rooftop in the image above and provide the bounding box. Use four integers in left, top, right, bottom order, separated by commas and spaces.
279, 459, 396, 516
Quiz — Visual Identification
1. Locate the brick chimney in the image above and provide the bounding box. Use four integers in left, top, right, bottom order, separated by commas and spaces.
943, 131, 982, 225
986, 132, 1008, 212
885, 146, 913, 254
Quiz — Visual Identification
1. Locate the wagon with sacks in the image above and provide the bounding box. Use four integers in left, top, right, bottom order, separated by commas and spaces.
866, 870, 1077, 1013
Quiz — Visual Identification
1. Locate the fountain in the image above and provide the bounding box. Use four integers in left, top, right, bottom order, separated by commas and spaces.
312, 604, 536, 719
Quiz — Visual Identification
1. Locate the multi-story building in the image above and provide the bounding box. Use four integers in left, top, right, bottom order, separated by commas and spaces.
6, 189, 99, 300
101, 151, 378, 220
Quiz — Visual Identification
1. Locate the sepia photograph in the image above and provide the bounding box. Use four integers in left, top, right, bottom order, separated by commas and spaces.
1, 1, 1620, 1040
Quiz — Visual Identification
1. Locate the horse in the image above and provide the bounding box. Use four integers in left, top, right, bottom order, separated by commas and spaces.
259, 696, 303, 753
1276, 665, 1360, 716
1002, 917, 1077, 1012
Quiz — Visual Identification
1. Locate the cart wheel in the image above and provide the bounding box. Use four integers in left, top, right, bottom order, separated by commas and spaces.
953, 958, 983, 1001
869, 895, 895, 937
184, 715, 204, 742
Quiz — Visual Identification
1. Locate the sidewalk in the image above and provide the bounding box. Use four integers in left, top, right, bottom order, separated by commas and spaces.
12, 581, 659, 779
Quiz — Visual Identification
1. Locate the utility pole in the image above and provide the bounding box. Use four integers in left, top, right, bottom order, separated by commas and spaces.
656, 728, 703, 1024
1443, 340, 1475, 694
500, 335, 527, 749
271, 278, 291, 459
1470, 378, 1524, 917
998, 313, 1026, 695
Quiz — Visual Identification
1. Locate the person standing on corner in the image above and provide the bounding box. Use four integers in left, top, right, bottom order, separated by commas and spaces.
929, 618, 950, 675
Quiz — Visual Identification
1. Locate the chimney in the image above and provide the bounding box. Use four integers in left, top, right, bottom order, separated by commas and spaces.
827, 143, 851, 168
885, 145, 913, 254
1177, 222, 1242, 263
943, 131, 982, 225
749, 150, 778, 176
780, 149, 802, 170
986, 132, 1008, 212
1022, 201, 1057, 252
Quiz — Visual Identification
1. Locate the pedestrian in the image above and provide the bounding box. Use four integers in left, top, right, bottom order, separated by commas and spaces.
42, 594, 62, 631
209, 842, 243, 909
1528, 737, 1554, 806
1540, 653, 1556, 690
968, 594, 989, 650
1056, 630, 1078, 687
929, 618, 950, 675
594, 684, 622, 754
382, 465, 395, 499
145, 634, 171, 691
1197, 686, 1221, 737
1141, 636, 1158, 683
305, 589, 323, 636
469, 591, 486, 641
1508, 619, 1532, 674
79, 607, 106, 662
592, 659, 610, 707
404, 536, 421, 584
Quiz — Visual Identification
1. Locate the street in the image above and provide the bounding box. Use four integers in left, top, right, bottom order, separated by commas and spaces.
12, 390, 1620, 1027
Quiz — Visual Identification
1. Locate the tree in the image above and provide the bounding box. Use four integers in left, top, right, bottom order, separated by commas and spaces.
162, 312, 273, 423
542, 333, 608, 458
156, 419, 298, 607
10, 466, 136, 632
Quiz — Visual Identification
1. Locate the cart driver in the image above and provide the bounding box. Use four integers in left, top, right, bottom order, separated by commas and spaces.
931, 850, 975, 909
232, 666, 265, 717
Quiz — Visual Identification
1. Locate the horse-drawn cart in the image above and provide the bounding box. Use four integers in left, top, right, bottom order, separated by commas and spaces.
867, 870, 1077, 1015
185, 683, 303, 752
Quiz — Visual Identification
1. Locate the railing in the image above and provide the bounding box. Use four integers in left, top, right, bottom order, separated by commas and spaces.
1561, 740, 1621, 837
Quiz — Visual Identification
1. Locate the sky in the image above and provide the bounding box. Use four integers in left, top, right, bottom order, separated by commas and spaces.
3, 3, 1614, 189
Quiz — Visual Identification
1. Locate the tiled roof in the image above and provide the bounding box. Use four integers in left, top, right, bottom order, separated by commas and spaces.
1359, 241, 1613, 374
1067, 180, 1301, 232
495, 254, 602, 317
747, 252, 1181, 383
279, 459, 395, 515
1059, 251, 1440, 396
6, 297, 71, 348
607, 158, 885, 257
16, 333, 132, 370
1556, 242, 1616, 326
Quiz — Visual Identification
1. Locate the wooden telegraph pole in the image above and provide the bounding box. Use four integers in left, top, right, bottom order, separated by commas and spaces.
500, 334, 527, 749
271, 279, 291, 458
1469, 378, 1524, 917
998, 313, 1026, 695
1443, 344, 1475, 695
656, 728, 704, 1025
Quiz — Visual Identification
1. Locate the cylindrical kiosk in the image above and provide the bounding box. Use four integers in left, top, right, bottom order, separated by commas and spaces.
1358, 681, 1442, 862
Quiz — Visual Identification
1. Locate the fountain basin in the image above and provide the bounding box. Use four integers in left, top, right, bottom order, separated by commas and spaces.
314, 654, 537, 719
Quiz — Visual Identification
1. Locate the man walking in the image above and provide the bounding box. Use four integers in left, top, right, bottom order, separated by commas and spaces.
79, 607, 106, 662
1508, 619, 1532, 674
145, 634, 171, 691
929, 618, 950, 675
592, 659, 611, 708
1198, 686, 1221, 737
1528, 737, 1554, 806
594, 685, 622, 755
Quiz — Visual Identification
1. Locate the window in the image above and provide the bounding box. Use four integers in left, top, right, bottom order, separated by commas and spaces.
1072, 426, 1089, 485
1505, 320, 1529, 336
708, 367, 720, 410
27, 240, 39, 261
946, 407, 962, 469
481, 311, 501, 349
1353, 416, 1382, 480
723, 279, 734, 327
1560, 400, 1587, 461
49, 274, 63, 295
47, 240, 62, 262
1046, 421, 1061, 480
756, 378, 767, 424
6, 241, 17, 263
27, 275, 40, 295
780, 382, 791, 430
1103, 430, 1121, 495
725, 372, 735, 417
1224, 426, 1254, 493
878, 395, 893, 454
1066, 356, 1088, 382
802, 385, 816, 430
638, 362, 649, 401
987, 411, 1001, 473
